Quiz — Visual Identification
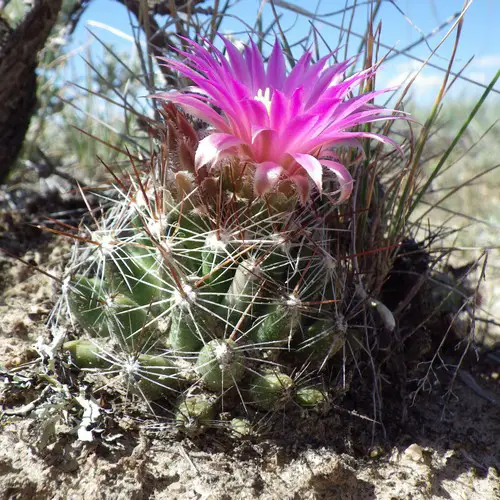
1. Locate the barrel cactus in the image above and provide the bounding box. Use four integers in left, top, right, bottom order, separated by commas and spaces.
54, 35, 405, 434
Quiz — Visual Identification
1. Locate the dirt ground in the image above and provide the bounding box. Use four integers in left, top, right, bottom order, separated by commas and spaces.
0, 186, 498, 500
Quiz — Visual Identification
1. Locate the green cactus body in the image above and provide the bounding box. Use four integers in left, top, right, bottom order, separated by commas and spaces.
260, 239, 290, 282
229, 417, 254, 438
294, 386, 329, 408
103, 294, 154, 348
196, 339, 245, 391
175, 394, 216, 434
68, 272, 158, 350
132, 354, 181, 400
249, 371, 294, 410
251, 300, 301, 347
297, 318, 345, 364
110, 241, 166, 307
169, 211, 209, 273
63, 339, 113, 370
223, 257, 263, 328
169, 299, 219, 353
201, 233, 236, 295
67, 276, 106, 335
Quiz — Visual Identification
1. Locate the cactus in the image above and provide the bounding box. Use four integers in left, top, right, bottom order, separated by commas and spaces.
249, 371, 295, 411
50, 3, 420, 431
53, 104, 358, 434
175, 393, 217, 435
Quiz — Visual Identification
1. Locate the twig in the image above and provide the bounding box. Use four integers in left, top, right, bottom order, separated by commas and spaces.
35, 147, 88, 188
457, 370, 498, 407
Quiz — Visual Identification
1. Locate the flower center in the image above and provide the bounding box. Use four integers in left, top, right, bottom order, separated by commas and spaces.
254, 87, 272, 114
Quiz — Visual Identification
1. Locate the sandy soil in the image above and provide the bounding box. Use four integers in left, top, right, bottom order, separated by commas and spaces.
0, 188, 498, 500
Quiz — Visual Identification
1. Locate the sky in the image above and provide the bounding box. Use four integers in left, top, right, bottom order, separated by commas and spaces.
66, 0, 500, 103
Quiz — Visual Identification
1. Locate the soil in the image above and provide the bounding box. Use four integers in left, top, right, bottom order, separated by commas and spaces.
0, 183, 498, 500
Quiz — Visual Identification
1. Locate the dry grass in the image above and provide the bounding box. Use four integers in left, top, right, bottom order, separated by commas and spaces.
412, 101, 500, 344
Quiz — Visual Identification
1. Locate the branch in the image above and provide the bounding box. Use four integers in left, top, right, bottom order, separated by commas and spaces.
0, 0, 64, 183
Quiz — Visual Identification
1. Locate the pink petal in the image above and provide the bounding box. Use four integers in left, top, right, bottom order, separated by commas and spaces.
159, 58, 238, 110
267, 39, 286, 89
254, 162, 284, 196
251, 128, 281, 163
318, 67, 374, 102
332, 113, 407, 132
328, 88, 397, 125
156, 34, 409, 183
340, 132, 404, 156
154, 92, 228, 131
220, 35, 251, 86
270, 90, 287, 129
239, 98, 270, 130
304, 58, 354, 107
289, 153, 323, 192
303, 131, 404, 157
283, 52, 312, 95
245, 40, 266, 93
297, 52, 331, 88
305, 100, 343, 138
320, 159, 354, 204
290, 87, 304, 115
185, 41, 250, 101
282, 114, 320, 151
195, 133, 244, 169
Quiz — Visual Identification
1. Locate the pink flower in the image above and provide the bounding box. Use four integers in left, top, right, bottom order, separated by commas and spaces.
156, 36, 405, 203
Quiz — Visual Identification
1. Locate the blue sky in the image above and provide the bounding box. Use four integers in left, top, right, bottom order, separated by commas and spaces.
67, 0, 500, 102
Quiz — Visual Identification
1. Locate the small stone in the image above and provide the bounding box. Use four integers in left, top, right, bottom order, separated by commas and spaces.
404, 443, 424, 462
